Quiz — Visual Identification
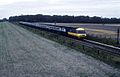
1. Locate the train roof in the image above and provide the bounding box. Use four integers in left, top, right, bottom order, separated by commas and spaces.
20, 22, 84, 30
42, 23, 79, 29
76, 28, 85, 30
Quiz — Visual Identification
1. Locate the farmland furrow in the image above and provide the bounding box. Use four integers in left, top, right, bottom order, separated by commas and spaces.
0, 22, 15, 77
10, 23, 114, 76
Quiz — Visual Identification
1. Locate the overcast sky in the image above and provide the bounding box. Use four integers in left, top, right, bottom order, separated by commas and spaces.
0, 0, 120, 19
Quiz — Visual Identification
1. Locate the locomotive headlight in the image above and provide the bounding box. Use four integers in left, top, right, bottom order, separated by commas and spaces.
77, 34, 86, 38
82, 34, 86, 36
81, 34, 87, 37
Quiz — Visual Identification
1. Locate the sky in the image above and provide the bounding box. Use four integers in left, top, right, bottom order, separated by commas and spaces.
0, 0, 120, 19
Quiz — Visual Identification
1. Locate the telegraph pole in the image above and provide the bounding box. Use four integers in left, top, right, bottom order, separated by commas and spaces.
117, 28, 120, 45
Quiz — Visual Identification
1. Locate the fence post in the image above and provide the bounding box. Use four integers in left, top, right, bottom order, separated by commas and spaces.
117, 28, 120, 45
82, 45, 85, 51
97, 50, 100, 55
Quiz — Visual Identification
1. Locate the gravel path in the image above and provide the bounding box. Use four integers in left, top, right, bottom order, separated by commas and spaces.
0, 22, 120, 77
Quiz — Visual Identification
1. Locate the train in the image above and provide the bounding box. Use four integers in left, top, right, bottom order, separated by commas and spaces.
19, 22, 87, 38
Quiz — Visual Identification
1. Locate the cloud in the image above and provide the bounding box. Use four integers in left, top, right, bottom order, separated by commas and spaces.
0, 0, 120, 18
0, 0, 37, 5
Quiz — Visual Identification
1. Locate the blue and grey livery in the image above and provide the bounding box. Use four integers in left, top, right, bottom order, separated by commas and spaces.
19, 21, 87, 38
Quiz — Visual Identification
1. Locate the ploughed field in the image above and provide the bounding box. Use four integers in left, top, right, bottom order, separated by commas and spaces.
44, 23, 120, 39
0, 22, 120, 77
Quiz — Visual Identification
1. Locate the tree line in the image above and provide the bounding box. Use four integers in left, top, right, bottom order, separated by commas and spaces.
9, 14, 120, 24
0, 19, 3, 22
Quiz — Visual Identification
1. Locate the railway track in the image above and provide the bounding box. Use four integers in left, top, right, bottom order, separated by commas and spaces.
19, 22, 120, 55
82, 39, 120, 55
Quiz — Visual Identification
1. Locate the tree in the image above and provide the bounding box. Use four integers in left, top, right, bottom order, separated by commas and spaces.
3, 18, 8, 21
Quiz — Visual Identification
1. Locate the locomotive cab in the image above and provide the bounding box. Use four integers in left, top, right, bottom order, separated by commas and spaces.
76, 28, 86, 38
68, 28, 86, 38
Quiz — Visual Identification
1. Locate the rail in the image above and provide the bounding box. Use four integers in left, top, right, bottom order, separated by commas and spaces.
82, 39, 120, 55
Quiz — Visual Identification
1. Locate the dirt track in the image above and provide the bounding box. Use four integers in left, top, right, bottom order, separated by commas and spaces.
0, 22, 120, 77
